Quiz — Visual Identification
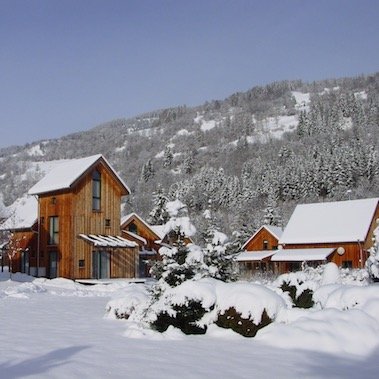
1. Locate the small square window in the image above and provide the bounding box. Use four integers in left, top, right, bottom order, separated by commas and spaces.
342, 260, 353, 269
105, 219, 111, 227
263, 240, 269, 250
79, 259, 85, 268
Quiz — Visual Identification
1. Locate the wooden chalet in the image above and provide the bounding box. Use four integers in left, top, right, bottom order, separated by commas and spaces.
0, 196, 39, 274
236, 225, 283, 277
120, 212, 193, 277
2, 154, 139, 280
276, 197, 379, 272
121, 212, 164, 277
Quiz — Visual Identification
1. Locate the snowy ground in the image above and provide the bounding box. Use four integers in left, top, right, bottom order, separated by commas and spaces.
1, 272, 379, 378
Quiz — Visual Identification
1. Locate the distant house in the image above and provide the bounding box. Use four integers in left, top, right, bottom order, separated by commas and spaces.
2, 154, 139, 280
276, 197, 379, 272
0, 196, 38, 274
121, 212, 164, 277
236, 225, 283, 276
120, 212, 193, 277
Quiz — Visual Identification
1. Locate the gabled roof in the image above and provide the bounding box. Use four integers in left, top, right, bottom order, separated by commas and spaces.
0, 195, 38, 231
279, 198, 379, 244
241, 225, 283, 249
121, 212, 164, 240
28, 154, 130, 196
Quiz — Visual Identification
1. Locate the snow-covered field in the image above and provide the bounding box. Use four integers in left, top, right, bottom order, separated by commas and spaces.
1, 270, 379, 378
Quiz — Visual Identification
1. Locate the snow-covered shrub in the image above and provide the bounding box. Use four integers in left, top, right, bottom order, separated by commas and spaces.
215, 307, 272, 338
146, 278, 217, 335
152, 300, 209, 335
320, 262, 340, 285
105, 285, 149, 320
143, 278, 284, 337
213, 280, 284, 337
275, 272, 318, 309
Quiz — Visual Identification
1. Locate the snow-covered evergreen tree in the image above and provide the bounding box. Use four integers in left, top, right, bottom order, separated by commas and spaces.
366, 224, 379, 280
163, 145, 174, 168
141, 159, 155, 182
150, 200, 201, 298
147, 186, 169, 225
263, 191, 281, 226
201, 207, 237, 281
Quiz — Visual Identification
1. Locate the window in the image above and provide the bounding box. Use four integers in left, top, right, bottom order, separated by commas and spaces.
105, 219, 111, 227
263, 240, 269, 250
92, 170, 101, 211
342, 260, 353, 269
128, 222, 138, 234
79, 259, 85, 268
49, 216, 59, 245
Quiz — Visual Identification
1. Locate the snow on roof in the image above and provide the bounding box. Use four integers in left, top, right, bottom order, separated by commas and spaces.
279, 198, 379, 244
0, 195, 38, 230
242, 225, 283, 249
121, 212, 165, 240
28, 154, 130, 196
123, 230, 147, 245
120, 212, 136, 226
271, 248, 335, 262
78, 234, 138, 248
235, 251, 276, 262
150, 225, 166, 239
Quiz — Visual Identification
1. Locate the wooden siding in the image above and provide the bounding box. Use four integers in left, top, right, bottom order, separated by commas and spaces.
121, 215, 161, 253
7, 229, 38, 273
282, 204, 379, 270
244, 228, 279, 252
37, 161, 136, 279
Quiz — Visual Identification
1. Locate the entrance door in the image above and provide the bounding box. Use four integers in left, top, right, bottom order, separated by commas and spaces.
20, 251, 29, 274
49, 251, 58, 278
92, 251, 110, 279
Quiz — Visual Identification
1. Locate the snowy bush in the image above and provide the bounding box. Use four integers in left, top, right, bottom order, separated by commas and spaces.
140, 278, 284, 337
274, 272, 318, 309
105, 285, 149, 320
215, 307, 272, 337
152, 300, 209, 335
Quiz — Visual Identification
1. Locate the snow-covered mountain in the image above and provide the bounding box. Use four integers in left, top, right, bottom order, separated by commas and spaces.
0, 73, 378, 236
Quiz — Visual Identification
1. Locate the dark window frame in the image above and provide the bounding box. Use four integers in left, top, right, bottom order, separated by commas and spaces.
92, 170, 101, 211
49, 216, 59, 245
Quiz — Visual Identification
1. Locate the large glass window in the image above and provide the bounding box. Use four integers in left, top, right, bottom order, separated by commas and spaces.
92, 170, 101, 211
49, 216, 59, 245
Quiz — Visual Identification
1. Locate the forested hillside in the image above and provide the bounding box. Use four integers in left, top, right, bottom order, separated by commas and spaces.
0, 73, 378, 243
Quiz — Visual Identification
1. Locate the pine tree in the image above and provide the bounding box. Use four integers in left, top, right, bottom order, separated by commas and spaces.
148, 186, 170, 225
183, 150, 194, 174
150, 200, 202, 298
201, 207, 236, 281
141, 159, 155, 182
163, 145, 174, 168
263, 191, 281, 226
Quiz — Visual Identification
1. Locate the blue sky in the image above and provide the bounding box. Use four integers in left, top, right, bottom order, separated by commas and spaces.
0, 0, 378, 148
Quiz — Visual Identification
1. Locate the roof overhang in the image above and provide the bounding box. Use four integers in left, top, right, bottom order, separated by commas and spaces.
235, 251, 276, 262
78, 234, 138, 248
271, 248, 335, 262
